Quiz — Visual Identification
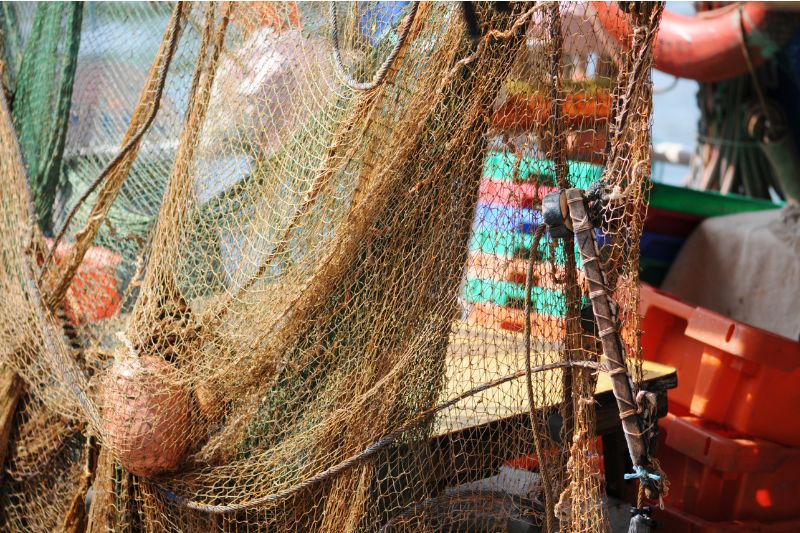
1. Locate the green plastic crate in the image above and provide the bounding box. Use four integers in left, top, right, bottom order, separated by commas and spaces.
470, 229, 575, 263
464, 278, 566, 315
482, 151, 602, 188
649, 182, 781, 219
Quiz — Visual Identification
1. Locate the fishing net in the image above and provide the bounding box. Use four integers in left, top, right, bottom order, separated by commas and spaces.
0, 2, 663, 531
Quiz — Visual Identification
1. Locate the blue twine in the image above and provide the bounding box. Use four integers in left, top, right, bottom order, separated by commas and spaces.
624, 465, 661, 482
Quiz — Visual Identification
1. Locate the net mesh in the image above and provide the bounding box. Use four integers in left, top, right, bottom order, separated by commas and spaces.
0, 2, 662, 531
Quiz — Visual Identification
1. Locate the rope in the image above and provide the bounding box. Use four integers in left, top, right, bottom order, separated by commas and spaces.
737, 4, 772, 131
40, 2, 184, 277
624, 465, 661, 482
329, 1, 419, 92
161, 360, 602, 513
522, 222, 557, 532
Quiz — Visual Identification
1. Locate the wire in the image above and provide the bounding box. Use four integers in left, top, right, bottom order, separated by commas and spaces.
653, 75, 679, 95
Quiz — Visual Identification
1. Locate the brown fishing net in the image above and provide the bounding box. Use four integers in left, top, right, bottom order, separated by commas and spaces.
0, 2, 662, 531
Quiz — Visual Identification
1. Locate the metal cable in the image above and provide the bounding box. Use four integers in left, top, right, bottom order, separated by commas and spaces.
162, 359, 602, 513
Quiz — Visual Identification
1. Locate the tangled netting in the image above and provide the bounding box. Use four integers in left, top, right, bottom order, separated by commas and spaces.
0, 2, 662, 531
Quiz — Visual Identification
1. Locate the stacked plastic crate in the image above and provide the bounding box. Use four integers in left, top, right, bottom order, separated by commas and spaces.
636, 179, 795, 530
641, 286, 800, 531
464, 148, 800, 532
463, 149, 601, 339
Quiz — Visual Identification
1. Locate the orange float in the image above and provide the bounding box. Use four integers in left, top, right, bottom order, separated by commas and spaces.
45, 239, 122, 325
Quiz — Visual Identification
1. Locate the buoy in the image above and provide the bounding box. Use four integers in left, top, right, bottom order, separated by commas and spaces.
101, 355, 191, 477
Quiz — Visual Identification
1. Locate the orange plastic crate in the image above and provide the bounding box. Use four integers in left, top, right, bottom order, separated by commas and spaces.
466, 302, 565, 342
658, 412, 800, 522
640, 284, 800, 446
655, 504, 800, 533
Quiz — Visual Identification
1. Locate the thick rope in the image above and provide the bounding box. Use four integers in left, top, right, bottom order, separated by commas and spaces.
523, 222, 557, 533
329, 1, 419, 92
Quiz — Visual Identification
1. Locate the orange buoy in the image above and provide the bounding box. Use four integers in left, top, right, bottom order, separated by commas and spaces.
45, 239, 122, 324
101, 355, 191, 477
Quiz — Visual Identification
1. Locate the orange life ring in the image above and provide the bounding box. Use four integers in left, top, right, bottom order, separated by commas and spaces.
592, 2, 779, 82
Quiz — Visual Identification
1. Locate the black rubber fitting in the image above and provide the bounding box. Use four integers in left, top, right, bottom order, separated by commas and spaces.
542, 190, 572, 239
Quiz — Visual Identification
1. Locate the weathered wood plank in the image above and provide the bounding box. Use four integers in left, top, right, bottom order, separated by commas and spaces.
0, 367, 23, 470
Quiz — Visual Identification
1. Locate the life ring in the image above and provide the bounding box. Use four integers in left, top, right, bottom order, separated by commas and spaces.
592, 2, 781, 82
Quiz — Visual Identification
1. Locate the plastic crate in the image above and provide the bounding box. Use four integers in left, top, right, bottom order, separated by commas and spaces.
463, 278, 565, 316
644, 184, 781, 239
640, 231, 686, 264
639, 257, 671, 287
639, 231, 686, 287
658, 413, 800, 521
478, 178, 552, 209
473, 204, 542, 233
640, 284, 800, 446
655, 504, 800, 533
658, 412, 800, 522
482, 150, 601, 187
640, 186, 778, 286
466, 252, 510, 283
644, 207, 703, 238
466, 302, 564, 342
469, 229, 569, 262
466, 253, 566, 291
470, 228, 606, 263
649, 183, 781, 219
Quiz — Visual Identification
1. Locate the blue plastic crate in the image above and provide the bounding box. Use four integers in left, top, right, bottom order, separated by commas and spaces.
473, 204, 543, 233
640, 231, 686, 264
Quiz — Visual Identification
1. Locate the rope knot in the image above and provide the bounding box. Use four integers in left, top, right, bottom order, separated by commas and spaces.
624, 465, 661, 482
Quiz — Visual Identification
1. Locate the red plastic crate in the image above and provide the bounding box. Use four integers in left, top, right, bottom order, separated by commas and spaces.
658, 412, 800, 522
655, 504, 800, 533
644, 206, 702, 237
640, 284, 800, 446
477, 178, 554, 209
